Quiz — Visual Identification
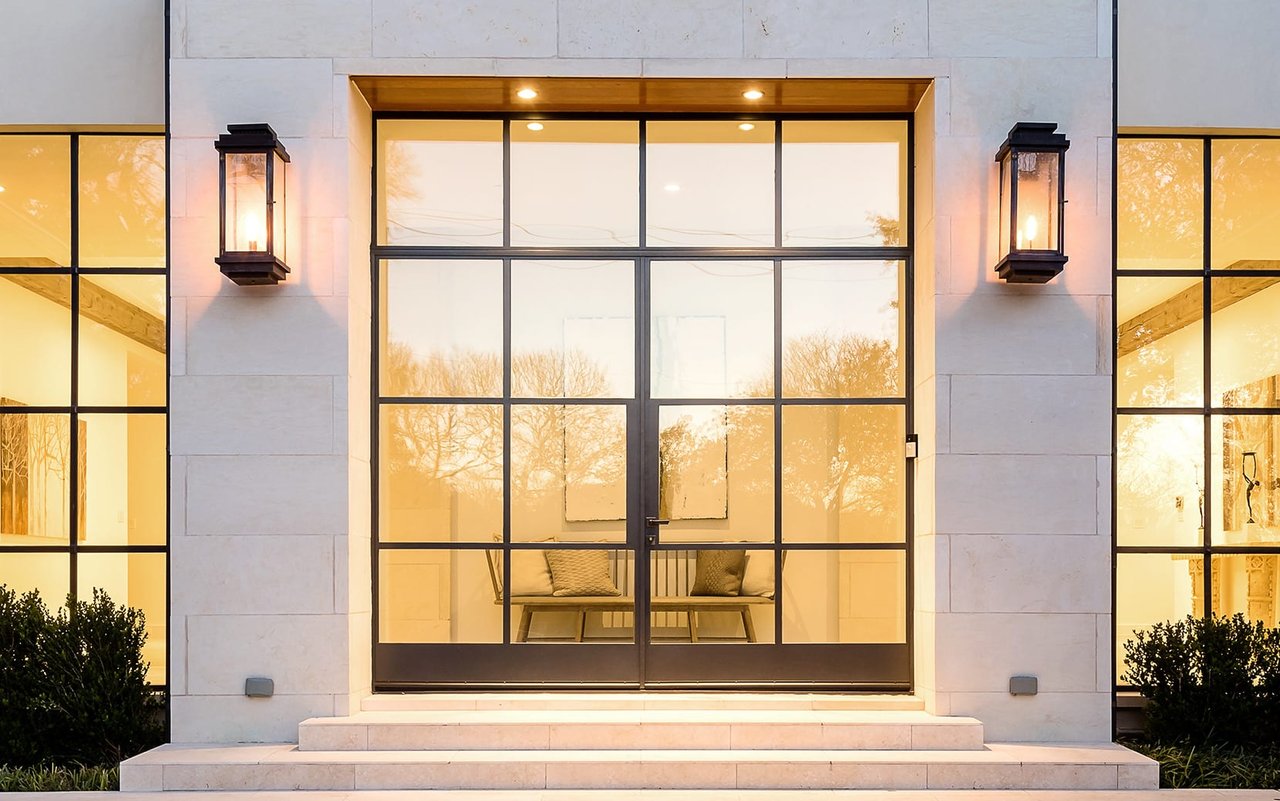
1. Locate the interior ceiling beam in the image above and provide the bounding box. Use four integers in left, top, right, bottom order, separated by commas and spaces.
1, 272, 164, 353
1117, 260, 1280, 359
352, 76, 931, 113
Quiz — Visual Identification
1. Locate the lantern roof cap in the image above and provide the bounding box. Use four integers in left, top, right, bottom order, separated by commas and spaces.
995, 121, 1069, 162
215, 123, 291, 161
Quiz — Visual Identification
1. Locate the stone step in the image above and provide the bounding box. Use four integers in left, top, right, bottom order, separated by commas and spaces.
120, 742, 1159, 792
362, 691, 926, 713
298, 709, 984, 752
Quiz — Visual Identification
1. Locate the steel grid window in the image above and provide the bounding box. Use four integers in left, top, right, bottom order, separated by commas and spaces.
0, 132, 167, 686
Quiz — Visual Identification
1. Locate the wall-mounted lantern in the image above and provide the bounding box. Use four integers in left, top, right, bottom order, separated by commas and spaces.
994, 122, 1069, 284
214, 124, 290, 286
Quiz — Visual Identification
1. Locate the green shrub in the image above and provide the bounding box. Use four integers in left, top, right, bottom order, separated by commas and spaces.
0, 585, 164, 768
0, 764, 118, 792
1122, 613, 1280, 745
1126, 740, 1280, 789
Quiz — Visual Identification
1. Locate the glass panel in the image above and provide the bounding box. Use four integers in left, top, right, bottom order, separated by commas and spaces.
78, 553, 166, 684
1117, 139, 1204, 270
78, 275, 166, 407
648, 548, 770, 644
1211, 139, 1280, 270
1013, 151, 1058, 251
378, 404, 502, 542
1116, 553, 1200, 685
646, 121, 773, 247
782, 120, 906, 247
79, 414, 165, 546
511, 260, 634, 398
1116, 415, 1204, 547
272, 152, 287, 263
782, 405, 905, 543
511, 120, 639, 247
1216, 554, 1280, 627
509, 546, 635, 642
378, 549, 501, 643
998, 153, 1012, 260
782, 549, 905, 643
512, 405, 626, 543
650, 261, 773, 398
0, 551, 68, 602
0, 136, 71, 266
782, 261, 902, 398
78, 136, 166, 268
0, 274, 71, 406
224, 152, 267, 253
1211, 278, 1280, 407
380, 260, 503, 398
1212, 414, 1280, 546
1115, 276, 1203, 408
0, 413, 72, 545
657, 405, 773, 544
378, 119, 503, 246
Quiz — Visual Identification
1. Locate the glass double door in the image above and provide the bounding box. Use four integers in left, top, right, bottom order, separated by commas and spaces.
375, 257, 910, 688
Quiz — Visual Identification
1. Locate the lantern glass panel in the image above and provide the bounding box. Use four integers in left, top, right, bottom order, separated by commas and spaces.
272, 152, 287, 262
1013, 151, 1059, 252
225, 152, 268, 254
998, 152, 1012, 259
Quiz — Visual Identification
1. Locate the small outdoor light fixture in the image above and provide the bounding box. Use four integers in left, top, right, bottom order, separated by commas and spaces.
214, 123, 290, 286
994, 122, 1069, 284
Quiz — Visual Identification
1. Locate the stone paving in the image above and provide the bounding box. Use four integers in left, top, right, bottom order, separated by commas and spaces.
4, 790, 1279, 800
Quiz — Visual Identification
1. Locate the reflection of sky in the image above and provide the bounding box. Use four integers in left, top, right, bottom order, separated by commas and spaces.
384, 126, 903, 247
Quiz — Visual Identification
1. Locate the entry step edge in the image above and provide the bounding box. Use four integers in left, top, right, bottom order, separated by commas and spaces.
361, 691, 926, 712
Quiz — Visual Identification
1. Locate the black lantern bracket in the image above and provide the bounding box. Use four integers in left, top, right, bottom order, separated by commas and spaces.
214, 123, 291, 286
993, 122, 1070, 284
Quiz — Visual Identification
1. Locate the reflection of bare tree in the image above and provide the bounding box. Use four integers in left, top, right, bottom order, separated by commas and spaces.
1118, 140, 1201, 263
79, 138, 165, 259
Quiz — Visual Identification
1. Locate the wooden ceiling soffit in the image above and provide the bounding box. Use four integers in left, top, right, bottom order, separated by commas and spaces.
1117, 261, 1280, 359
353, 76, 931, 114
0, 271, 164, 353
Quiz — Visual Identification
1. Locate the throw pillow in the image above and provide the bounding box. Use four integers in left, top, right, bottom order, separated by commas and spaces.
740, 550, 775, 598
509, 548, 555, 597
690, 549, 747, 596
545, 550, 622, 597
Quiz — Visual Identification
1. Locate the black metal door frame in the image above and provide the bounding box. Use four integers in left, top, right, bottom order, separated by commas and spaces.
372, 111, 914, 691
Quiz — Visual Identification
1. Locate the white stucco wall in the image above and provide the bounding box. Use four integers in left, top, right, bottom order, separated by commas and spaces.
1118, 0, 1280, 130
156, 0, 1116, 744
0, 0, 164, 126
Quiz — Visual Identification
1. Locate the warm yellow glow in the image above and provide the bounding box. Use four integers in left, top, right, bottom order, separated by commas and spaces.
738, 122, 756, 131
742, 89, 764, 100
240, 211, 266, 251
1017, 214, 1040, 249
526, 122, 544, 131
516, 88, 538, 99
0, 185, 6, 193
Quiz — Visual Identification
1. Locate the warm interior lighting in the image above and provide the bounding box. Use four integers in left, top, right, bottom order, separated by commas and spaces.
239, 210, 266, 252
526, 122, 544, 131
516, 88, 538, 100
0, 185, 6, 193
738, 122, 756, 131
742, 89, 764, 100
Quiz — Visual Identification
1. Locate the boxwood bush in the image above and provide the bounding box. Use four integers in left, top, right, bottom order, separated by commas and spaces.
1123, 613, 1280, 746
0, 585, 164, 769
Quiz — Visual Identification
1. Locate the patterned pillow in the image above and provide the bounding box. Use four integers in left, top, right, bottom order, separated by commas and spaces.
690, 550, 747, 596
545, 550, 622, 597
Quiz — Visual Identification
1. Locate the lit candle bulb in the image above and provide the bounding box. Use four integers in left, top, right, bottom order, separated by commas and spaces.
240, 212, 265, 252
1023, 214, 1038, 248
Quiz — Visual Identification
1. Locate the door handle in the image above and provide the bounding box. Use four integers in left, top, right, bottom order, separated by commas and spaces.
644, 517, 670, 547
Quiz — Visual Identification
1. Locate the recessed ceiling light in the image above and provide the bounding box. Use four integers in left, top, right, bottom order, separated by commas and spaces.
0, 186, 6, 193
526, 122, 544, 131
738, 122, 756, 131
742, 89, 764, 100
664, 183, 681, 193
516, 88, 538, 100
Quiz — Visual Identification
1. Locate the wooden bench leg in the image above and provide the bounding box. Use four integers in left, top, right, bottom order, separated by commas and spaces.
517, 606, 533, 643
688, 611, 698, 643
740, 607, 757, 643
575, 610, 587, 642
